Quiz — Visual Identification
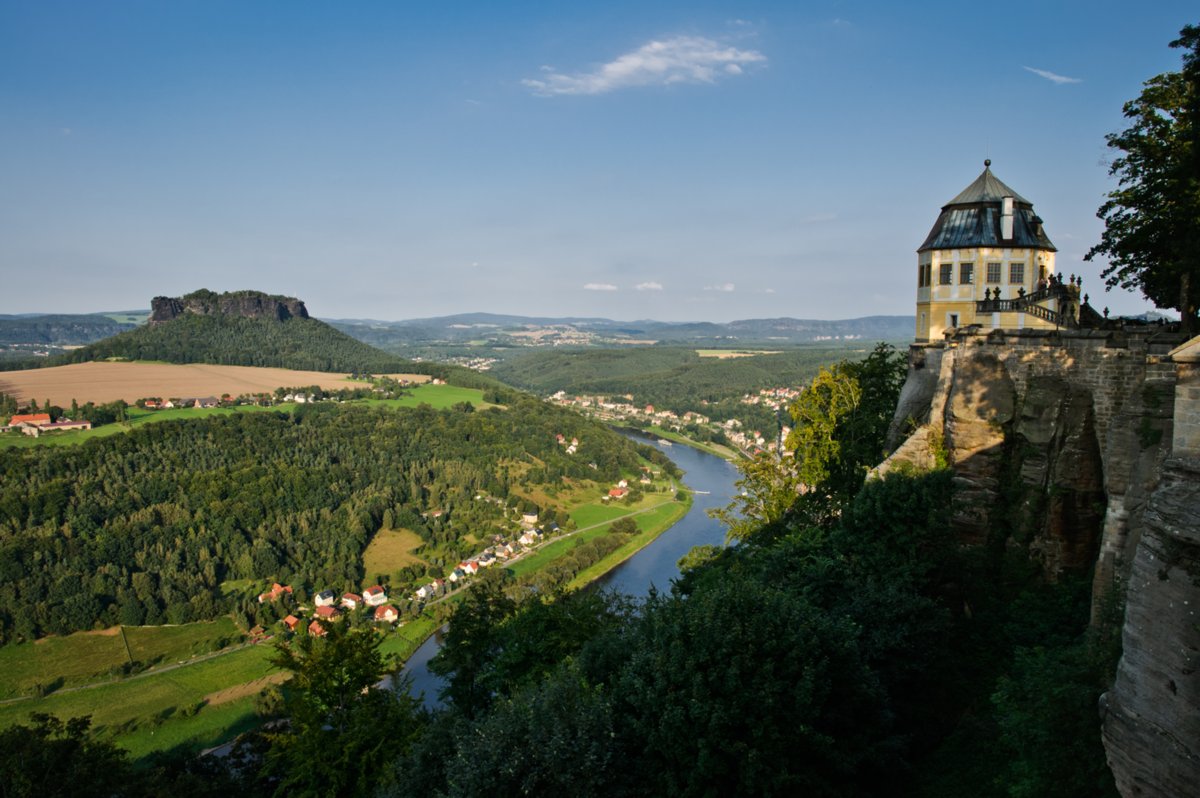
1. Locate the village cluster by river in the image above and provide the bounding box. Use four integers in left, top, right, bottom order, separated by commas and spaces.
400, 435, 740, 707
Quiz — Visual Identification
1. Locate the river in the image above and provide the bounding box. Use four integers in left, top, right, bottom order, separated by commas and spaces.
398, 436, 742, 708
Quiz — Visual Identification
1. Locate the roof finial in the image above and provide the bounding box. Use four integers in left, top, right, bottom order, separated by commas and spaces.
984, 158, 991, 168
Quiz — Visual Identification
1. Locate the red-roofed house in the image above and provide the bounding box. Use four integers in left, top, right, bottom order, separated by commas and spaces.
7, 413, 51, 427
364, 585, 388, 607
282, 614, 300, 632
308, 619, 327, 637
341, 592, 362, 609
608, 487, 628, 499
258, 582, 293, 603
374, 605, 400, 623
314, 605, 340, 620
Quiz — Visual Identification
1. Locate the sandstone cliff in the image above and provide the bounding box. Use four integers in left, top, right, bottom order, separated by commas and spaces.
150, 289, 309, 325
880, 328, 1200, 796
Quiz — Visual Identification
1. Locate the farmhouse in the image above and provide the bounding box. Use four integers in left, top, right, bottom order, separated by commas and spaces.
7, 413, 51, 427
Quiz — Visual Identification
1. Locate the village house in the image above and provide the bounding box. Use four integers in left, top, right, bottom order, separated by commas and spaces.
313, 605, 340, 621
609, 487, 629, 499
308, 619, 327, 637
364, 585, 388, 607
374, 604, 400, 623
281, 614, 300, 632
258, 582, 293, 603
521, 511, 539, 527
314, 589, 336, 607
460, 561, 480, 576
341, 592, 362, 610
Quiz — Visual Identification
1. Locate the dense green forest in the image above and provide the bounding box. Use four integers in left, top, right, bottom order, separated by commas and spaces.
0, 399, 667, 642
1, 346, 1117, 797
493, 345, 874, 423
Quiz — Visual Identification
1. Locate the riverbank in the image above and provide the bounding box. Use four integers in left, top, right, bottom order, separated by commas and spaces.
568, 493, 692, 589
612, 423, 742, 462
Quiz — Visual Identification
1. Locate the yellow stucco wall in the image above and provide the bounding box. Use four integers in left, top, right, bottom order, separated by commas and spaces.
916, 246, 1057, 342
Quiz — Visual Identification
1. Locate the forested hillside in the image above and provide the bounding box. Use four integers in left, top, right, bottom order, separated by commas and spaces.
48, 314, 418, 374
0, 314, 136, 345
493, 346, 871, 426
0, 399, 660, 642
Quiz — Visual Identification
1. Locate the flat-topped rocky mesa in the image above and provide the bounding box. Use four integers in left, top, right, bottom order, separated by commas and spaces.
150, 289, 309, 325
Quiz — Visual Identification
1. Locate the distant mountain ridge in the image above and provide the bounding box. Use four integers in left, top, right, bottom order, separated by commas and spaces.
0, 314, 136, 346
329, 313, 915, 346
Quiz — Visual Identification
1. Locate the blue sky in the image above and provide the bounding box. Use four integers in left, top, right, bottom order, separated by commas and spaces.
1, 1, 1194, 321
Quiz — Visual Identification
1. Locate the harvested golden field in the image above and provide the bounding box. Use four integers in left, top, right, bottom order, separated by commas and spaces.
0, 361, 429, 406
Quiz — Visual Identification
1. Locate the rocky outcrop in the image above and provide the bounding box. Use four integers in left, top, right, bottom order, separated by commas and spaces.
882, 329, 1179, 578
880, 328, 1200, 795
1102, 456, 1200, 796
1102, 338, 1200, 796
149, 290, 309, 325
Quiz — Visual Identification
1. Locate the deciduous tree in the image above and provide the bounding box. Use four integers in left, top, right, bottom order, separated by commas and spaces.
1087, 24, 1200, 333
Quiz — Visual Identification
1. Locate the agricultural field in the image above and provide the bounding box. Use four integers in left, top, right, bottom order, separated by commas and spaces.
365, 384, 495, 410
0, 643, 278, 758
0, 619, 244, 701
0, 360, 430, 407
694, 349, 782, 358
362, 528, 428, 586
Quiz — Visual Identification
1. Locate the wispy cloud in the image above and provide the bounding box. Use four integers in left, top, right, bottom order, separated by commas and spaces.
704, 282, 736, 292
635, 281, 663, 291
584, 282, 618, 291
524, 35, 766, 96
1023, 66, 1081, 85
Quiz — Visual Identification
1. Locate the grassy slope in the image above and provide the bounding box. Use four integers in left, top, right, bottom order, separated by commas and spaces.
0, 619, 242, 700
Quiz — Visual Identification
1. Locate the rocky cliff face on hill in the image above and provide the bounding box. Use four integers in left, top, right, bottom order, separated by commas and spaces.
880, 328, 1200, 796
150, 289, 308, 325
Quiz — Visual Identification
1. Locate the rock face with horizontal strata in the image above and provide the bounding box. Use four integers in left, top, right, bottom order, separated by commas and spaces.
149, 290, 309, 325
879, 328, 1199, 796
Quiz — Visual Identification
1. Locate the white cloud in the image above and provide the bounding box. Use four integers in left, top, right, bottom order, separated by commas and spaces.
523, 35, 766, 96
1023, 66, 1081, 85
584, 282, 618, 291
635, 281, 664, 291
704, 282, 736, 292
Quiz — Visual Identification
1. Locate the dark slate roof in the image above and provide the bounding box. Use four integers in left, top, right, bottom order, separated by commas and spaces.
945, 164, 1029, 205
918, 161, 1055, 252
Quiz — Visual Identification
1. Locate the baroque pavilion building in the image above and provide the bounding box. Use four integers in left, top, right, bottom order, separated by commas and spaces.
915, 160, 1088, 342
